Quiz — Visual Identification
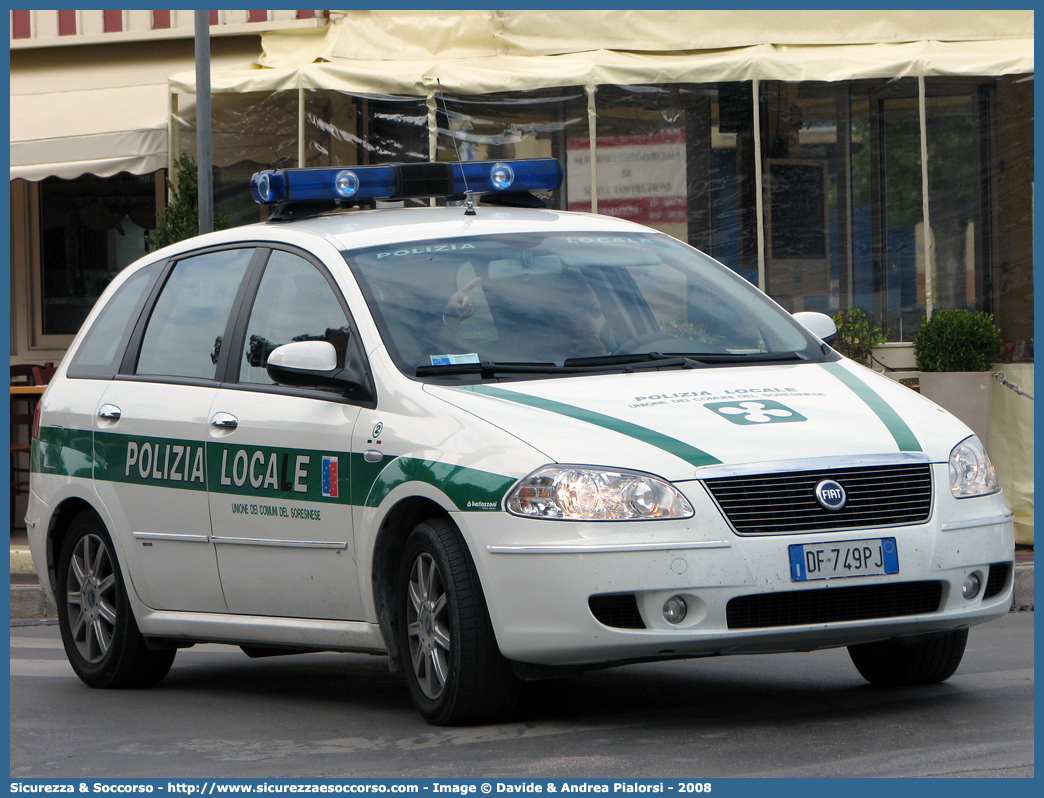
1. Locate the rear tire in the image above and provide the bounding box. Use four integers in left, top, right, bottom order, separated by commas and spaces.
56, 510, 175, 688
397, 518, 519, 725
848, 628, 968, 687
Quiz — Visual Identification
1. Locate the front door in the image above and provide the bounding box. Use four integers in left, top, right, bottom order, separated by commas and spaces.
207, 249, 366, 620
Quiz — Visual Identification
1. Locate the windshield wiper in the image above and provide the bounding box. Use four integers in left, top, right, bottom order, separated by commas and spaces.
417, 354, 710, 378
568, 350, 808, 367
676, 350, 809, 364
416, 361, 563, 377
563, 352, 709, 368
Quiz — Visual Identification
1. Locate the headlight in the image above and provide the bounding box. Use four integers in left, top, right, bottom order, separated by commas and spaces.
948, 436, 1000, 498
505, 465, 694, 521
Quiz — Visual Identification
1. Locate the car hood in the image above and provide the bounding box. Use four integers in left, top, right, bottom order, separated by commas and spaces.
425, 359, 971, 482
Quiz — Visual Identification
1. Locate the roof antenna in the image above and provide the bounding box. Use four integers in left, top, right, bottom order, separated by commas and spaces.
437, 79, 476, 216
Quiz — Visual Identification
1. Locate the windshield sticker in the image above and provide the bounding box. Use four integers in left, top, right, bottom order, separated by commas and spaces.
705, 400, 807, 425
430, 353, 481, 366
562, 237, 658, 245
375, 243, 475, 260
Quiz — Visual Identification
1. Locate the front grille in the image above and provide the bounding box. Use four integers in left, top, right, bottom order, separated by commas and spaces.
983, 562, 1012, 599
704, 463, 933, 535
589, 593, 645, 629
726, 581, 943, 629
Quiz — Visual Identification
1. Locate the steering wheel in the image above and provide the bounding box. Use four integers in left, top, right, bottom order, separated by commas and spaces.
610, 332, 679, 356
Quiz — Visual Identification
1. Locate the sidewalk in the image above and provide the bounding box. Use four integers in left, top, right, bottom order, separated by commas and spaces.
9, 529, 1034, 622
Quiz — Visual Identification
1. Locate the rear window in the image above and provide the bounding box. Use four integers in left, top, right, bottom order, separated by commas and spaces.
66, 262, 162, 379
135, 249, 254, 380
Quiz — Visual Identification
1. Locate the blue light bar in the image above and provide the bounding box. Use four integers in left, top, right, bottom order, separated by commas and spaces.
250, 159, 563, 206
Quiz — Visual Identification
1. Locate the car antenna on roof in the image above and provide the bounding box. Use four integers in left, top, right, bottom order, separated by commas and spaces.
437, 79, 477, 216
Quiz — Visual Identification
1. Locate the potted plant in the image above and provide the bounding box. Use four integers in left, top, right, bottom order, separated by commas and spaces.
913, 308, 1004, 446
831, 306, 887, 368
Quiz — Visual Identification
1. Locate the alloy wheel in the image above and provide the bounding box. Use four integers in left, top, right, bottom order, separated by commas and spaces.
64, 533, 118, 664
405, 552, 452, 699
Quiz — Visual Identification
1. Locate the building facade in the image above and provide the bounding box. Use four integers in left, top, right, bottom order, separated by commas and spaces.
10, 9, 327, 361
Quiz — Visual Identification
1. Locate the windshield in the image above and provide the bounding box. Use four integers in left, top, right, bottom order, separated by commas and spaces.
345, 232, 827, 379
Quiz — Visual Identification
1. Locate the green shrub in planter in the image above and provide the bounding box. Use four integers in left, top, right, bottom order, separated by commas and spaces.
831, 307, 887, 367
913, 309, 1003, 372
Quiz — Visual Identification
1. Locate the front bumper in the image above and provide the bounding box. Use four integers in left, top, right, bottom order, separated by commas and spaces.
456, 471, 1014, 667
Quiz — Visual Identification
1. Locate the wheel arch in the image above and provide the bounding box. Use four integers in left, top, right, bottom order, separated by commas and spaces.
371, 495, 453, 673
45, 497, 99, 596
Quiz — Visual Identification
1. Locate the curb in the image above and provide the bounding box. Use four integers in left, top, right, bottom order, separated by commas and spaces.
1012, 562, 1034, 612
10, 547, 1034, 623
11, 584, 57, 620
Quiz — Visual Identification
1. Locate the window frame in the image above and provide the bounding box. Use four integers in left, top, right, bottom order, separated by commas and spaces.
25, 171, 163, 353
218, 243, 376, 407
64, 259, 166, 381
118, 245, 264, 386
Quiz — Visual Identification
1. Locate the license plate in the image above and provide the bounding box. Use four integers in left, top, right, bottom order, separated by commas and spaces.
788, 537, 899, 581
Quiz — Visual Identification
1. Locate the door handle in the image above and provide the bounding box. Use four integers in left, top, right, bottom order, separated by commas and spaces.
210, 412, 239, 429
98, 404, 122, 421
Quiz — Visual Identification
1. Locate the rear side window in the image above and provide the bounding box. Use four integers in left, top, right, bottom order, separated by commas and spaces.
66, 262, 162, 379
135, 249, 253, 380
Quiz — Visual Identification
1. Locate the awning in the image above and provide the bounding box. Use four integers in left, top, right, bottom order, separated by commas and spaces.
168, 10, 1034, 97
10, 84, 168, 181
169, 40, 1035, 99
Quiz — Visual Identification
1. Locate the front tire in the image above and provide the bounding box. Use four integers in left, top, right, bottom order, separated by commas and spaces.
397, 518, 519, 725
56, 510, 175, 688
848, 628, 968, 687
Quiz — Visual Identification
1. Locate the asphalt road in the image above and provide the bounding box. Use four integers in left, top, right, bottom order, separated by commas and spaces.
9, 613, 1033, 779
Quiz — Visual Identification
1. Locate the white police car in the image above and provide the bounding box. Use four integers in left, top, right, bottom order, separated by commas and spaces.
27, 158, 1014, 725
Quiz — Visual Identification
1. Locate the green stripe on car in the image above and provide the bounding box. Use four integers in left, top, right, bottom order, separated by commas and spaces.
457, 384, 722, 467
34, 428, 513, 512
361, 456, 516, 511
819, 362, 922, 452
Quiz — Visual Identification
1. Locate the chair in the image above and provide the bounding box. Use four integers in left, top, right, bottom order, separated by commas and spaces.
10, 362, 51, 530
10, 363, 36, 386
11, 413, 33, 529
32, 365, 57, 386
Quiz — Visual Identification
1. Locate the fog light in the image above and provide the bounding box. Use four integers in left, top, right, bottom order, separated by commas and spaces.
963, 573, 982, 600
663, 596, 688, 624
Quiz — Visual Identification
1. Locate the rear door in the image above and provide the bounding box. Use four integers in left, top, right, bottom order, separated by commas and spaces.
94, 247, 258, 613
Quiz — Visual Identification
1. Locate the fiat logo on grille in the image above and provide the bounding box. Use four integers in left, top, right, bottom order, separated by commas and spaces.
815, 479, 847, 511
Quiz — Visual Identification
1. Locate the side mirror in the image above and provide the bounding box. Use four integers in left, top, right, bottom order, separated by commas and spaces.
792, 311, 838, 345
266, 340, 373, 400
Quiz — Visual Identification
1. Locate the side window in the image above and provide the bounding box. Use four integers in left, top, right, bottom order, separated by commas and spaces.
240, 250, 353, 386
136, 249, 254, 380
67, 261, 162, 379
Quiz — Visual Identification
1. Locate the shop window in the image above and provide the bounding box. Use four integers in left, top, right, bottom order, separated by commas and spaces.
303, 91, 432, 170
870, 81, 995, 342
580, 85, 691, 242
759, 82, 846, 315
990, 74, 1034, 359
180, 91, 300, 227
583, 84, 757, 284
436, 87, 588, 211
37, 173, 156, 339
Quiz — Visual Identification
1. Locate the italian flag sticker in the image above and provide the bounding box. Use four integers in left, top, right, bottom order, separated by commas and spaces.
322, 456, 339, 498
